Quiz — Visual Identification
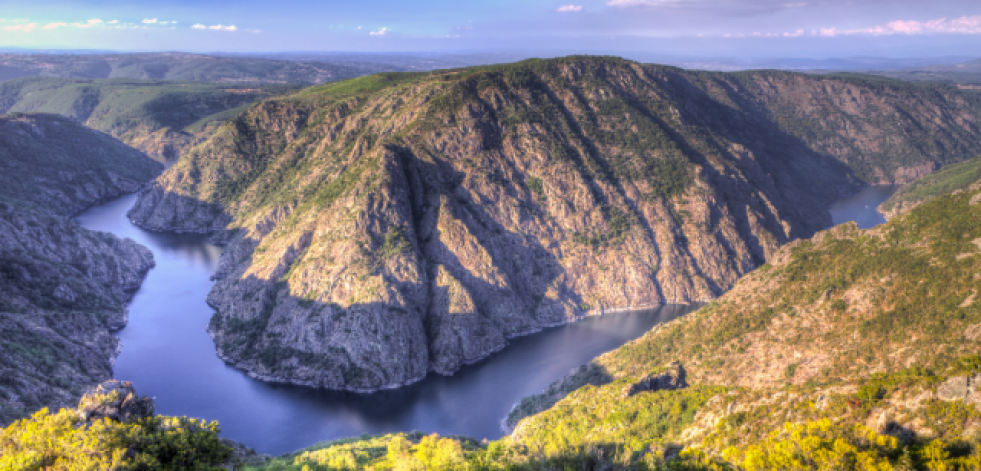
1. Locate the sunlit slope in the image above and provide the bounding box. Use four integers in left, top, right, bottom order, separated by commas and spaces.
129, 56, 981, 392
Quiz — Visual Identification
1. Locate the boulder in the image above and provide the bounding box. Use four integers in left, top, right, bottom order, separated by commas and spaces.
621, 362, 687, 399
78, 380, 155, 423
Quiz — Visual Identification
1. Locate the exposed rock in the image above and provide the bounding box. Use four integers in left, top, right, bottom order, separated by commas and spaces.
129, 56, 981, 391
620, 362, 688, 399
78, 380, 155, 423
936, 375, 981, 405
0, 112, 161, 425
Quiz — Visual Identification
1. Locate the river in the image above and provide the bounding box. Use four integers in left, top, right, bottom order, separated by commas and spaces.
74, 184, 898, 455
75, 193, 693, 454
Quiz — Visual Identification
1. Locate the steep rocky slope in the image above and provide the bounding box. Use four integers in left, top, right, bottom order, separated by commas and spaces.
0, 113, 161, 424
128, 56, 981, 391
879, 154, 981, 218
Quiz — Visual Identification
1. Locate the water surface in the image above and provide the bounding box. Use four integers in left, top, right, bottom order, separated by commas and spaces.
828, 185, 900, 229
76, 193, 695, 455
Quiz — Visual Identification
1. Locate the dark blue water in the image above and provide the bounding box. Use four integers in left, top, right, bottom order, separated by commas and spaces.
75, 193, 696, 455
828, 185, 900, 229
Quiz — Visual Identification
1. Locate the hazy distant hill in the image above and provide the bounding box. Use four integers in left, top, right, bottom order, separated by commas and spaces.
0, 52, 401, 84
127, 56, 981, 393
0, 77, 291, 158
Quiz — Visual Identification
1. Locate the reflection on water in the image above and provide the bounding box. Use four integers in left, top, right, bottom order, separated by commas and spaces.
75, 193, 697, 455
828, 185, 900, 229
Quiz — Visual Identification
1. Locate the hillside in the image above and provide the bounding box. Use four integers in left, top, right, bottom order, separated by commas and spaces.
0, 113, 161, 424
0, 52, 400, 84
127, 56, 981, 392
879, 155, 981, 218
249, 161, 981, 471
0, 77, 288, 159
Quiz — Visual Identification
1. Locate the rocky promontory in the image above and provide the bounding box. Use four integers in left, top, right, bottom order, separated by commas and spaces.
128, 56, 981, 391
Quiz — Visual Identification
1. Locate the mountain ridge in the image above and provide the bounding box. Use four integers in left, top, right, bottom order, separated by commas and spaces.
127, 56, 981, 391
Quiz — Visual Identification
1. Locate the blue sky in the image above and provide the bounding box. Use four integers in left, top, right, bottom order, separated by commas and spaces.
1, 0, 980, 58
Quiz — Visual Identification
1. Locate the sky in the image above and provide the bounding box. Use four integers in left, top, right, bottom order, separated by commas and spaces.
1, 0, 981, 59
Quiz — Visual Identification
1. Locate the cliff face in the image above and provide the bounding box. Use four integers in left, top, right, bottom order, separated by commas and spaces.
128, 57, 981, 391
0, 113, 161, 424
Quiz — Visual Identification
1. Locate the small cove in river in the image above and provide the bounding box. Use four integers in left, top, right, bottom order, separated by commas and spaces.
73, 185, 898, 455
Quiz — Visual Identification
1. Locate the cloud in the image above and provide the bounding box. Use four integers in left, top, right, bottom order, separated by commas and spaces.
369, 26, 388, 36
108, 20, 118, 24
783, 29, 804, 37
142, 18, 157, 24
853, 15, 981, 35
72, 19, 103, 28
192, 24, 206, 29
208, 24, 237, 31
819, 27, 837, 37
244, 28, 262, 33
43, 22, 67, 30
557, 5, 584, 12
3, 23, 38, 32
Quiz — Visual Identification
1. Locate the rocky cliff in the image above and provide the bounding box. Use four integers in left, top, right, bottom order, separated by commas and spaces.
128, 56, 981, 391
0, 113, 161, 424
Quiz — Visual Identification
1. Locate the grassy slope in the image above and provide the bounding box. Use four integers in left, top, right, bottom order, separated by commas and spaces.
0, 77, 284, 156
880, 155, 981, 216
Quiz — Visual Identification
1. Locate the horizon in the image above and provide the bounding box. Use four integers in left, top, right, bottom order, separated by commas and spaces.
1, 0, 980, 60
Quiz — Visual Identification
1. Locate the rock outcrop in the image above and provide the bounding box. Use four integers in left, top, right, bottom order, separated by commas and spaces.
0, 113, 161, 424
129, 56, 981, 391
619, 361, 687, 399
78, 380, 155, 423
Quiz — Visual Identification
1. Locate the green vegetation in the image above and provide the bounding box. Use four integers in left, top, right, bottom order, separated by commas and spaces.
881, 155, 981, 214
0, 408, 231, 470
0, 52, 396, 84
0, 77, 282, 156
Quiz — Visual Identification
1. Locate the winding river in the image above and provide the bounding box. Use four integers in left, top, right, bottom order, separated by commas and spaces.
74, 184, 899, 455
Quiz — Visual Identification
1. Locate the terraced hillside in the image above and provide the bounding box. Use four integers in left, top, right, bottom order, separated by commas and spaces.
128, 56, 981, 391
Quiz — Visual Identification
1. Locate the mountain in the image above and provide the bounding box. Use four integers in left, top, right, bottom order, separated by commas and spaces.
0, 52, 401, 84
0, 77, 290, 159
249, 167, 981, 471
127, 56, 981, 392
879, 155, 981, 219
0, 113, 162, 424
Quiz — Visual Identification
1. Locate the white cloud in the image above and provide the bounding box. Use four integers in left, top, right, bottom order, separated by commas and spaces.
244, 28, 262, 33
43, 22, 67, 30
852, 15, 981, 35
557, 5, 584, 12
208, 24, 237, 31
191, 23, 206, 29
72, 19, 103, 28
108, 20, 118, 24
819, 27, 837, 37
142, 18, 157, 24
160, 21, 169, 25
783, 29, 804, 37
369, 26, 388, 36
3, 23, 38, 32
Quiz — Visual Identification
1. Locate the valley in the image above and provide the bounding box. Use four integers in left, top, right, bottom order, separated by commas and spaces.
3, 52, 981, 470
128, 56, 981, 392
